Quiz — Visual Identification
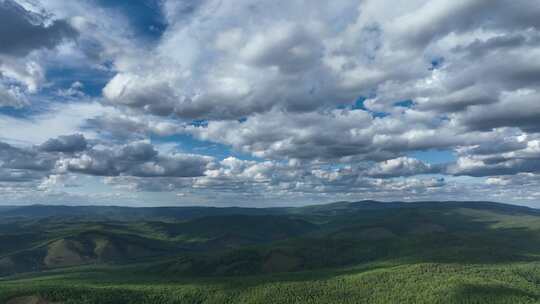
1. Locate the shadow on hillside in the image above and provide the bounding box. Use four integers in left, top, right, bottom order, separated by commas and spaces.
201, 209, 540, 287
32, 220, 540, 287
3, 206, 540, 290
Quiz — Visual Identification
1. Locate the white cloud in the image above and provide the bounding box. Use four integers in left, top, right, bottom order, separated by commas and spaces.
0, 101, 112, 145
2, 0, 540, 206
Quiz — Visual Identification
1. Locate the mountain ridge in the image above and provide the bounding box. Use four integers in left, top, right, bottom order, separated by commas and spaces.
1, 200, 537, 220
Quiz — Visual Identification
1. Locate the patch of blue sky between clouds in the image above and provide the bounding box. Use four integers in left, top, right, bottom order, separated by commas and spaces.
429, 56, 445, 70
46, 65, 113, 98
337, 96, 389, 118
95, 0, 167, 41
409, 149, 456, 165
0, 106, 36, 119
393, 100, 415, 108
151, 134, 261, 161
0, 66, 112, 120
0, 90, 66, 119
189, 120, 209, 128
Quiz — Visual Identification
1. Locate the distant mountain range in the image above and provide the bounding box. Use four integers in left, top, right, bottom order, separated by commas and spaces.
1, 200, 537, 221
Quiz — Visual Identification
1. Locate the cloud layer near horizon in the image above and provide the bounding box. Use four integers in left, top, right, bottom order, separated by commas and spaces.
1, 0, 540, 206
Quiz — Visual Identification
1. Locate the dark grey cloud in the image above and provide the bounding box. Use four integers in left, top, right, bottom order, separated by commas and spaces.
1, 138, 212, 184
84, 113, 180, 140
187, 109, 479, 162
416, 85, 495, 113
0, 168, 44, 182
39, 134, 88, 153
0, 0, 78, 56
452, 34, 540, 60
458, 92, 540, 132
467, 140, 528, 156
60, 141, 213, 178
120, 141, 158, 161
0, 141, 55, 171
0, 0, 79, 109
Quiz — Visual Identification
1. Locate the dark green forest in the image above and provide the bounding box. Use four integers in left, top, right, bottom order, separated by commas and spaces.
1, 201, 540, 303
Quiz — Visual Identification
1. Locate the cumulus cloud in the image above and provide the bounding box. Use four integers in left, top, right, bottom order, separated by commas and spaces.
3, 0, 540, 206
188, 109, 377, 160
0, 101, 114, 145
0, 0, 77, 56
101, 0, 366, 119
368, 157, 439, 178
0, 141, 56, 171
448, 138, 540, 177
0, 0, 78, 109
84, 112, 181, 140
58, 141, 213, 178
458, 90, 540, 133
0, 82, 28, 108
39, 134, 88, 153
186, 108, 499, 163
0, 168, 44, 182
96, 0, 540, 123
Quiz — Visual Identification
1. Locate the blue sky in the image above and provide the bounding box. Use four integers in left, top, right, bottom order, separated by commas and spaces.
410, 150, 455, 165
1, 0, 540, 207
94, 0, 166, 40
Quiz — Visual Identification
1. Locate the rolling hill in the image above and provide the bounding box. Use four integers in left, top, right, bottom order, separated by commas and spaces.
1, 200, 540, 303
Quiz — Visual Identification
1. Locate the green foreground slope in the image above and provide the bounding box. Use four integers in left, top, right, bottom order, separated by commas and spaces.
1, 261, 540, 304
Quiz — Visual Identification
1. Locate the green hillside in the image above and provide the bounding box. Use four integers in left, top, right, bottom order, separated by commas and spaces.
1, 201, 540, 303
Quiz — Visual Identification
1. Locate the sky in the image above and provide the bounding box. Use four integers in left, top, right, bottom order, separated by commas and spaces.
1, 0, 540, 207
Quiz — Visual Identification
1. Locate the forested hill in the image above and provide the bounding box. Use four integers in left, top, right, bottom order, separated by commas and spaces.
2, 200, 540, 303
1, 200, 536, 221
